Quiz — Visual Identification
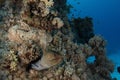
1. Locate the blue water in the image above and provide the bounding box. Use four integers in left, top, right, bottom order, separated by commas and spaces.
67, 0, 120, 79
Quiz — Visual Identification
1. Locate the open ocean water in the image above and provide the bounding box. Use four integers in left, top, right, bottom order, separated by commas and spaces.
67, 0, 120, 79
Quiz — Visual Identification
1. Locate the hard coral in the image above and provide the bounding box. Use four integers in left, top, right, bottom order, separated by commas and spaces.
21, 0, 64, 31
41, 0, 54, 7
87, 35, 114, 80
52, 17, 64, 29
40, 0, 54, 17
8, 21, 52, 49
0, 0, 115, 80
0, 50, 18, 72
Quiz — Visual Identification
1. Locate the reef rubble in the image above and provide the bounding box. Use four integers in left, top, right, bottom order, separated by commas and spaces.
0, 0, 115, 80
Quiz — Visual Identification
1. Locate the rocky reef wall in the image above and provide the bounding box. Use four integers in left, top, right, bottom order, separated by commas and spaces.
0, 0, 114, 80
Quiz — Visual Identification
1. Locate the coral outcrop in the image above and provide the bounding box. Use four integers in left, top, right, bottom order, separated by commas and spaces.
0, 0, 115, 80
8, 21, 52, 49
72, 17, 94, 43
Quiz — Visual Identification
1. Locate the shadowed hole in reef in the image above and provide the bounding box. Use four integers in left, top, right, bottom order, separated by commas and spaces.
86, 55, 96, 64
26, 48, 43, 72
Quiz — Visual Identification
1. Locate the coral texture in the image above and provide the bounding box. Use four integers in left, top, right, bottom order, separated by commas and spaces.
0, 0, 115, 80
8, 21, 52, 49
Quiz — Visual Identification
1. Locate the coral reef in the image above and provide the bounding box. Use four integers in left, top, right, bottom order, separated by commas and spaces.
0, 0, 115, 80
0, 50, 18, 73
21, 0, 64, 30
8, 21, 52, 49
71, 17, 94, 43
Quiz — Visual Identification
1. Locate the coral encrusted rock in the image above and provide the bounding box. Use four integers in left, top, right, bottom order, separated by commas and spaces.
0, 0, 115, 80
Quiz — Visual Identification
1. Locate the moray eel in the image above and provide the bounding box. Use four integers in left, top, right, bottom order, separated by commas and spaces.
32, 51, 62, 70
